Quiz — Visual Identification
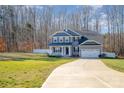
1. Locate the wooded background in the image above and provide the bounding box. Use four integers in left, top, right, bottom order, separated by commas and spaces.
0, 5, 124, 56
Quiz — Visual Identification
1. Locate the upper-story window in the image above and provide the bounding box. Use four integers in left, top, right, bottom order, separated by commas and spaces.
73, 47, 79, 52
65, 37, 69, 42
75, 37, 79, 41
73, 37, 75, 41
73, 37, 79, 41
53, 37, 57, 43
59, 37, 63, 43
69, 37, 72, 42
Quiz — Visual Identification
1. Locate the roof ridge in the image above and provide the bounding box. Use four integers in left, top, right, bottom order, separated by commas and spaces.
51, 31, 71, 37
62, 30, 72, 36
68, 29, 81, 35
64, 29, 81, 36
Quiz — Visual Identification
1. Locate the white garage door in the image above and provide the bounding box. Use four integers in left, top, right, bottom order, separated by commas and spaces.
81, 49, 100, 58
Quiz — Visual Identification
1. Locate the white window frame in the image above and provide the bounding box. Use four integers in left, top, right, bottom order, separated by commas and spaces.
53, 37, 58, 43
70, 37, 73, 42
59, 37, 63, 43
75, 37, 78, 41
65, 37, 69, 43
75, 47, 78, 50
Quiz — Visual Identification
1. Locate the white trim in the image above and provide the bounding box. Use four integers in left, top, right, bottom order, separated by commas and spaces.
79, 40, 102, 46
50, 34, 82, 38
65, 37, 69, 43
50, 29, 82, 37
62, 31, 72, 36
50, 46, 71, 57
52, 37, 58, 43
67, 29, 81, 36
50, 31, 72, 37
52, 36, 80, 37
59, 37, 64, 43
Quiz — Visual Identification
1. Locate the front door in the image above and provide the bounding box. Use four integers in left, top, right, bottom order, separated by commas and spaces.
66, 47, 69, 55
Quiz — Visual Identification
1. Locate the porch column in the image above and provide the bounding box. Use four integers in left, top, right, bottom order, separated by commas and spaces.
69, 46, 71, 56
61, 46, 63, 56
63, 47, 65, 56
70, 46, 72, 56
49, 46, 52, 55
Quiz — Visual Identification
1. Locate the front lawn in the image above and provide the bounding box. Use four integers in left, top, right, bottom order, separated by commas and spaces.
101, 59, 124, 72
0, 53, 76, 88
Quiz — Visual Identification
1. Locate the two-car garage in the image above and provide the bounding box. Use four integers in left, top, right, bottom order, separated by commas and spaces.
79, 40, 102, 58
80, 49, 100, 58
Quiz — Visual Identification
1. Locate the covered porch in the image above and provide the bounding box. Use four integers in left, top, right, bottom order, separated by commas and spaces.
49, 46, 72, 56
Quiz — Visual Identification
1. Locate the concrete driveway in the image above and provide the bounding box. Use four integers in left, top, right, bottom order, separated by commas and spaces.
42, 59, 124, 88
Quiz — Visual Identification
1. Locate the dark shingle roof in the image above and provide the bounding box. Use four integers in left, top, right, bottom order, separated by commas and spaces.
76, 30, 102, 36
64, 29, 80, 36
79, 36, 88, 44
53, 32, 70, 36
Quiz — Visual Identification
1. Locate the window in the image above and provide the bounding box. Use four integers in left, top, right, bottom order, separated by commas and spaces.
72, 37, 79, 41
73, 47, 79, 52
65, 37, 69, 42
73, 37, 79, 41
73, 47, 75, 52
69, 37, 72, 42
53, 47, 55, 52
73, 37, 75, 41
75, 37, 78, 41
76, 37, 79, 41
53, 47, 62, 53
60, 47, 62, 52
56, 47, 59, 52
53, 37, 57, 43
75, 47, 78, 50
59, 37, 63, 43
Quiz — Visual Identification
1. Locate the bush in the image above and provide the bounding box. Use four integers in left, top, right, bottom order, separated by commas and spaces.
48, 55, 62, 58
99, 53, 106, 58
99, 53, 117, 59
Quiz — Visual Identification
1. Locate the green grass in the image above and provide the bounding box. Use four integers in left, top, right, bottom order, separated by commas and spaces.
0, 53, 47, 60
101, 59, 124, 72
0, 53, 76, 88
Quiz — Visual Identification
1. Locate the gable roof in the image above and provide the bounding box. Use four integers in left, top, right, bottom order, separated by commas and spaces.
51, 29, 82, 37
51, 29, 102, 37
78, 36, 88, 44
50, 29, 102, 37
64, 29, 80, 36
80, 40, 101, 45
76, 30, 102, 36
52, 31, 71, 36
75, 30, 103, 44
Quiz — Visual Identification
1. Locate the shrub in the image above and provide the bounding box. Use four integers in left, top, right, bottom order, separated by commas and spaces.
99, 53, 106, 58
48, 55, 62, 58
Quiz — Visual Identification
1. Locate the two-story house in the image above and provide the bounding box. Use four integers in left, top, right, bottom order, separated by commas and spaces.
48, 29, 103, 58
